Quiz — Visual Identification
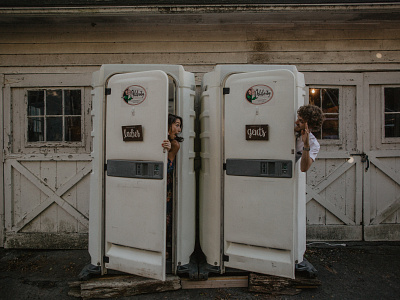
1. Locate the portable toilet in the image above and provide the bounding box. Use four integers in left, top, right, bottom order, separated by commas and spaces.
89, 65, 196, 281
199, 65, 306, 279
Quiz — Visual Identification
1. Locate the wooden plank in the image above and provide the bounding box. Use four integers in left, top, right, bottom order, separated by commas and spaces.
77, 161, 90, 232
68, 275, 181, 299
0, 52, 248, 67
248, 28, 400, 41
0, 28, 247, 42
248, 50, 400, 65
57, 161, 79, 233
181, 276, 248, 289
0, 74, 3, 246
312, 160, 355, 195
0, 41, 249, 55
307, 188, 356, 225
369, 155, 400, 186
5, 154, 92, 161
5, 73, 92, 87
3, 38, 399, 55
371, 195, 400, 225
9, 160, 89, 230
248, 273, 321, 295
2, 51, 399, 68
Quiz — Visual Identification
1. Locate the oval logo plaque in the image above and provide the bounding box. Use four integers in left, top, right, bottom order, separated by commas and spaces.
122, 85, 147, 105
245, 85, 274, 105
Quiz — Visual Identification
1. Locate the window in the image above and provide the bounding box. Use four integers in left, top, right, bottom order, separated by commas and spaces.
309, 88, 340, 140
384, 87, 400, 138
27, 89, 82, 142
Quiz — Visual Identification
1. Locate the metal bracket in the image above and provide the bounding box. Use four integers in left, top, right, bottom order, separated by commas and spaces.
350, 153, 370, 172
105, 88, 111, 95
223, 87, 230, 95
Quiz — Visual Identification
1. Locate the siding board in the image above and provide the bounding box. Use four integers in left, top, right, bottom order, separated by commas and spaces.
0, 42, 249, 54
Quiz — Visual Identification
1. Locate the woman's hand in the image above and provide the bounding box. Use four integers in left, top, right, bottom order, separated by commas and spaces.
162, 139, 171, 152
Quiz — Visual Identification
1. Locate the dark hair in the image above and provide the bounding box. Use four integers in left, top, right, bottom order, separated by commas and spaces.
297, 105, 325, 130
168, 113, 184, 142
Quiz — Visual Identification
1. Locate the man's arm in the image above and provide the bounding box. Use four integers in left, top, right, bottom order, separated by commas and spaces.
300, 148, 313, 172
300, 122, 313, 172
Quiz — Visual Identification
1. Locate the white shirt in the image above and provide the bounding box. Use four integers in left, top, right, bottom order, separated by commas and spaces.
296, 132, 320, 162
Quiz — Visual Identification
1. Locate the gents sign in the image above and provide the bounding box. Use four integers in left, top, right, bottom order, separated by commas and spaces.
246, 125, 269, 141
122, 125, 143, 141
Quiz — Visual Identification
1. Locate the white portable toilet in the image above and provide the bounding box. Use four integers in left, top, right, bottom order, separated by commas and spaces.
199, 65, 306, 279
89, 65, 196, 281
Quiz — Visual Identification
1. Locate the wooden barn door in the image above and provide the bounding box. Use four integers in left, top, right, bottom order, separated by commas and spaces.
363, 72, 400, 241
3, 73, 92, 248
304, 73, 364, 241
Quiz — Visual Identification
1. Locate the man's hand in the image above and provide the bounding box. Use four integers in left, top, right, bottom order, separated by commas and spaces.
301, 122, 310, 147
300, 122, 313, 172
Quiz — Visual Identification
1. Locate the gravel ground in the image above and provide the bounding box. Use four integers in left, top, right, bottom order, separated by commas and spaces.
0, 242, 399, 300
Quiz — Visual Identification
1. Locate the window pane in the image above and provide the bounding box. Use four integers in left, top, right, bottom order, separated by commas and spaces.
312, 128, 322, 139
46, 117, 63, 141
309, 88, 321, 107
46, 90, 62, 115
384, 87, 400, 113
322, 115, 339, 139
28, 117, 44, 142
65, 116, 81, 141
385, 113, 400, 138
322, 89, 339, 113
65, 90, 82, 115
28, 90, 44, 116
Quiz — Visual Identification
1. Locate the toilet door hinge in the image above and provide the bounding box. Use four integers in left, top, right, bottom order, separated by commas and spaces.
104, 164, 107, 171
223, 163, 226, 170
223, 88, 230, 95
222, 254, 229, 262
103, 256, 109, 263
105, 88, 111, 95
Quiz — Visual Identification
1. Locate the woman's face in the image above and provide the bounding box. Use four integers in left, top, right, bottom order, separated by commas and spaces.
168, 119, 182, 139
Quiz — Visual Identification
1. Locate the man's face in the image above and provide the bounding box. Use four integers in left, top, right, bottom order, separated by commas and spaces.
295, 115, 306, 132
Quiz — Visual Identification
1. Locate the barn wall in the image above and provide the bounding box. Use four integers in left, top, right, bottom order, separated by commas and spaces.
1, 18, 400, 247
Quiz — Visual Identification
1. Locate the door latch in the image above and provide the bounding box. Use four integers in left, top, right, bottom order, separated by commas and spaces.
350, 153, 370, 172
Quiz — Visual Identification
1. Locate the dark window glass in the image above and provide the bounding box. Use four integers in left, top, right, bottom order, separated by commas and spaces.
46, 117, 63, 141
65, 90, 82, 115
27, 89, 82, 142
65, 116, 81, 141
27, 90, 44, 116
385, 88, 400, 113
384, 88, 400, 138
322, 116, 339, 139
28, 117, 44, 142
322, 89, 339, 113
46, 90, 62, 115
309, 88, 340, 140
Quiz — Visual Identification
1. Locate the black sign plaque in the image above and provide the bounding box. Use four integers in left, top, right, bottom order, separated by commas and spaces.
246, 124, 269, 141
122, 125, 143, 142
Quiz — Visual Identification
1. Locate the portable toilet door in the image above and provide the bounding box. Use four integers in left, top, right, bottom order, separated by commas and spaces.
89, 65, 196, 281
200, 65, 305, 279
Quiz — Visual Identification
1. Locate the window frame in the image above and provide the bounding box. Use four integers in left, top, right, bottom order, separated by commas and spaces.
306, 85, 344, 146
25, 87, 85, 148
381, 85, 400, 144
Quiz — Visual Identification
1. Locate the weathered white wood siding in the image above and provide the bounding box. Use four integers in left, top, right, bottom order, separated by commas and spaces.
1, 19, 399, 247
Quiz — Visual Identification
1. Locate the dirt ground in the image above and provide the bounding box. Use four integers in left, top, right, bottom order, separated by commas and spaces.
0, 241, 399, 300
